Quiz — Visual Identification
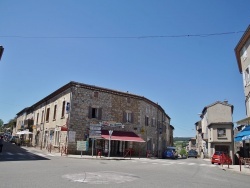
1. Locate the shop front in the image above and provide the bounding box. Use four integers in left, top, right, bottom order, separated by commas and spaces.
92, 130, 145, 157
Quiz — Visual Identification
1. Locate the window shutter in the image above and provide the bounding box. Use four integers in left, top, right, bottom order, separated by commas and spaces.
88, 106, 92, 118
98, 108, 102, 120
123, 111, 126, 122
131, 112, 134, 123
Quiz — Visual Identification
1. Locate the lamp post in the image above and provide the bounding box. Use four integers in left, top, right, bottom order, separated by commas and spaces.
108, 130, 113, 158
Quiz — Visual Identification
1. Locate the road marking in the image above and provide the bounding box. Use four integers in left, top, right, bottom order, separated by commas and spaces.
162, 163, 171, 165
188, 163, 196, 165
62, 171, 138, 184
151, 163, 158, 165
6, 152, 14, 155
17, 153, 25, 156
209, 165, 217, 167
47, 154, 55, 157
199, 164, 207, 166
34, 153, 46, 157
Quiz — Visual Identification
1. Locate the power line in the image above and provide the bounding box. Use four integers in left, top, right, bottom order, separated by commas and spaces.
0, 31, 244, 39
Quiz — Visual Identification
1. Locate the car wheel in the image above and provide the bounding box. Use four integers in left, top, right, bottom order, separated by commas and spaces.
211, 162, 214, 164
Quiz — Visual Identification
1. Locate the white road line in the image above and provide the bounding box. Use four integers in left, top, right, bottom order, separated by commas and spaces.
209, 165, 217, 167
17, 153, 24, 156
34, 153, 46, 157
188, 163, 196, 165
199, 164, 207, 166
47, 154, 55, 157
151, 163, 158, 165
6, 152, 14, 155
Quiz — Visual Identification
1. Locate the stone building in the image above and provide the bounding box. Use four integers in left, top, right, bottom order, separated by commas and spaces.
15, 81, 173, 158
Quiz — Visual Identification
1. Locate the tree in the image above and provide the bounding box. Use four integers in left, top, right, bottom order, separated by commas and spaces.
6, 118, 16, 132
0, 119, 4, 132
180, 148, 187, 157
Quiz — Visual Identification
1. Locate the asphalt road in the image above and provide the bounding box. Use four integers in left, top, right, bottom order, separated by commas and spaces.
0, 141, 249, 188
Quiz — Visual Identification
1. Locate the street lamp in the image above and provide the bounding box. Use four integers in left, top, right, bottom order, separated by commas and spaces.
108, 130, 113, 158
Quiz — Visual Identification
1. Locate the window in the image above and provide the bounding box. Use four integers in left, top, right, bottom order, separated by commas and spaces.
145, 116, 149, 126
61, 101, 65, 118
217, 128, 226, 138
123, 111, 133, 123
54, 130, 60, 146
93, 91, 98, 98
41, 110, 44, 123
151, 118, 156, 127
244, 67, 250, 86
53, 105, 57, 120
88, 107, 102, 119
36, 113, 39, 125
46, 108, 50, 122
127, 97, 131, 103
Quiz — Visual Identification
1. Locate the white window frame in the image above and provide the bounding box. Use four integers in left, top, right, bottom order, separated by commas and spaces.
126, 112, 132, 123
54, 130, 60, 146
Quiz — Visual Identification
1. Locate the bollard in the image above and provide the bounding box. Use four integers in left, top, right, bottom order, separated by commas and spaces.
240, 158, 242, 172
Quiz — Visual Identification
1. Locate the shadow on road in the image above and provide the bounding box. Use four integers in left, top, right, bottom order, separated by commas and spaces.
0, 141, 50, 162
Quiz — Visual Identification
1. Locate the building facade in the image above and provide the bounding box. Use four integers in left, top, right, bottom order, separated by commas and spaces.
196, 101, 234, 159
234, 24, 250, 158
15, 81, 173, 158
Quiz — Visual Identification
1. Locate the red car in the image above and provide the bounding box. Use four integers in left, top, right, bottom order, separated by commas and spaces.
211, 151, 232, 165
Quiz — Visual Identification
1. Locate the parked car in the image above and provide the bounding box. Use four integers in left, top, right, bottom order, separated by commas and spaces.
9, 136, 21, 146
211, 151, 232, 165
163, 147, 178, 159
188, 149, 198, 158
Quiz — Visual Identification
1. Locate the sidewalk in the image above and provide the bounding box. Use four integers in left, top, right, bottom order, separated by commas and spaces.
203, 158, 250, 175
21, 145, 141, 160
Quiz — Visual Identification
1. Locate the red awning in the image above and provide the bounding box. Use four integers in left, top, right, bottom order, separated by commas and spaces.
61, 126, 68, 131
101, 130, 145, 142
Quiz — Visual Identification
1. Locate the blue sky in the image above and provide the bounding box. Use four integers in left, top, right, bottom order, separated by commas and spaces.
0, 0, 249, 137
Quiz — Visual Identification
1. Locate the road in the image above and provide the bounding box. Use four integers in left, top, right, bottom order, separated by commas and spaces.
0, 141, 249, 188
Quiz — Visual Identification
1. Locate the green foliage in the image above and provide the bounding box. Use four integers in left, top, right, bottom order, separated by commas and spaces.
0, 119, 3, 131
180, 148, 187, 156
0, 119, 3, 127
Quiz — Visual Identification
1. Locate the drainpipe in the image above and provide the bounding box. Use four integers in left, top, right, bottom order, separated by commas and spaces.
41, 100, 47, 150
66, 86, 73, 153
156, 105, 159, 157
